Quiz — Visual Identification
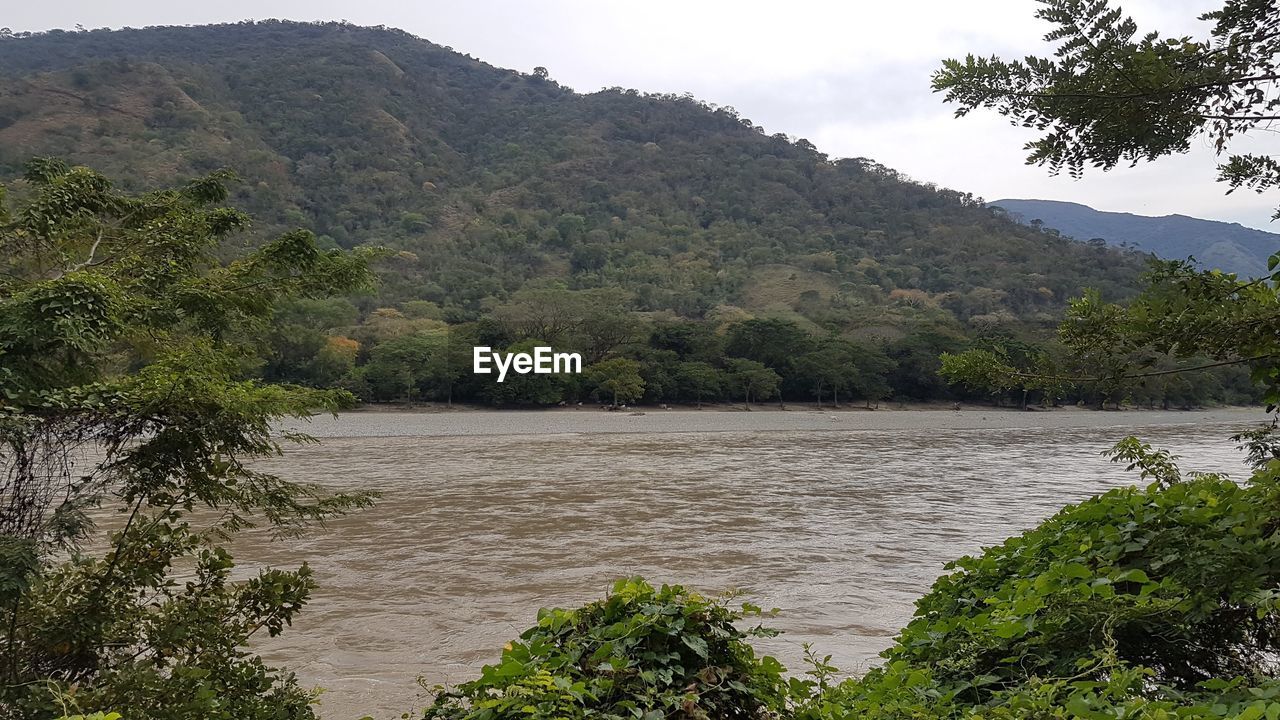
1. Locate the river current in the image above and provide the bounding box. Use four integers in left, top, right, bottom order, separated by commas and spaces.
235, 408, 1263, 718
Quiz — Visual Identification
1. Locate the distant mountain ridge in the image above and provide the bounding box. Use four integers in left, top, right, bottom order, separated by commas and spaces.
991, 199, 1277, 277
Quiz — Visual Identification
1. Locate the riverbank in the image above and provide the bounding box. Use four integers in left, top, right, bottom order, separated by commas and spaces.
284, 405, 1269, 439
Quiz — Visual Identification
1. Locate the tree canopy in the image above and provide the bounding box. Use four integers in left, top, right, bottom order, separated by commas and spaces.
934, 0, 1280, 216
0, 159, 375, 718
935, 0, 1280, 410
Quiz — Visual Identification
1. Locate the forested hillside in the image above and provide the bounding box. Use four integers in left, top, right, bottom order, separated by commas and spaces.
992, 198, 1277, 277
0, 21, 1203, 407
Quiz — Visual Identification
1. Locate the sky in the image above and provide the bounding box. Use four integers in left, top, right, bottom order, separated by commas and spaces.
10, 0, 1279, 231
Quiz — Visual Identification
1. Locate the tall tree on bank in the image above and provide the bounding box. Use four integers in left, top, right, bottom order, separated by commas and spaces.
585, 357, 645, 407
0, 159, 376, 718
933, 0, 1280, 217
726, 359, 782, 411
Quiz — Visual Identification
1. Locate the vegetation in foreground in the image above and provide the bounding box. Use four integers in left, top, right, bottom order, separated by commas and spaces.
0, 159, 376, 718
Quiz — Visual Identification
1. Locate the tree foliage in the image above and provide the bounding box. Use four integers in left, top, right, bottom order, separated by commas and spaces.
795, 437, 1280, 720
0, 159, 375, 718
934, 0, 1280, 216
585, 358, 645, 406
941, 258, 1278, 409
918, 3, 1280, 711
422, 579, 790, 720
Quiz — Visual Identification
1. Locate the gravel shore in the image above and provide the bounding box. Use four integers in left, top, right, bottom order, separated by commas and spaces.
283, 405, 1269, 439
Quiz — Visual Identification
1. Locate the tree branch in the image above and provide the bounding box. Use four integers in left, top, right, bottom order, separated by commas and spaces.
1199, 114, 1280, 121
986, 74, 1280, 103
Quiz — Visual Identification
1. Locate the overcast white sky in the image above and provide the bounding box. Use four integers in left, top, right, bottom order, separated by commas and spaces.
10, 1, 1279, 231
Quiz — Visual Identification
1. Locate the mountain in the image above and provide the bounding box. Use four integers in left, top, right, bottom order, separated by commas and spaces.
991, 199, 1277, 278
0, 21, 1147, 335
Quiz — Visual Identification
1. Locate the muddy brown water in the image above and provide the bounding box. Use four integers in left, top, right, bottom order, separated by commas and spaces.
230, 408, 1264, 718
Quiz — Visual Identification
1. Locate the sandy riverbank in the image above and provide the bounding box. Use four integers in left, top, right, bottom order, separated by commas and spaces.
285, 405, 1269, 439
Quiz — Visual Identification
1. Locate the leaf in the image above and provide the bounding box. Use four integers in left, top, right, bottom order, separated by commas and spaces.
1061, 562, 1093, 580
682, 634, 709, 659
1113, 568, 1150, 584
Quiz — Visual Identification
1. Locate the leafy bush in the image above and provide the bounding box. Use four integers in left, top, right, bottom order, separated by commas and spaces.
422, 579, 791, 720
0, 160, 374, 719
797, 436, 1280, 720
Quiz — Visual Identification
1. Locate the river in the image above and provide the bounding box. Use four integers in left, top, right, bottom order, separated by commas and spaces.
239, 407, 1264, 718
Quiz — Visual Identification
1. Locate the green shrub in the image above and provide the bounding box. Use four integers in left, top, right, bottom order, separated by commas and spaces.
797, 438, 1280, 719
422, 578, 790, 720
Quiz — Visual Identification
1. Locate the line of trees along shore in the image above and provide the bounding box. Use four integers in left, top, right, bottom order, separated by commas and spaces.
261, 287, 1260, 410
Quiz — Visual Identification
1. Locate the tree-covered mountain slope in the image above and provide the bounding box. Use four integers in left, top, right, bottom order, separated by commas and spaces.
0, 21, 1145, 335
992, 198, 1277, 278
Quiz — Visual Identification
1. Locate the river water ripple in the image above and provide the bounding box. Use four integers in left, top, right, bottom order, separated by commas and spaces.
235, 409, 1262, 718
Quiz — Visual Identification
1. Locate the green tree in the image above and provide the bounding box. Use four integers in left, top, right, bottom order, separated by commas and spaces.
362, 328, 449, 402
845, 342, 896, 408
725, 358, 781, 410
436, 324, 478, 406
794, 346, 850, 408
0, 159, 375, 718
676, 361, 722, 408
881, 12, 1280, 713
650, 321, 724, 363
941, 269, 1280, 411
577, 298, 641, 363
725, 318, 812, 372
725, 319, 810, 409
634, 348, 681, 404
585, 357, 645, 406
935, 0, 1280, 409
795, 338, 896, 408
941, 335, 1065, 409
933, 0, 1280, 217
